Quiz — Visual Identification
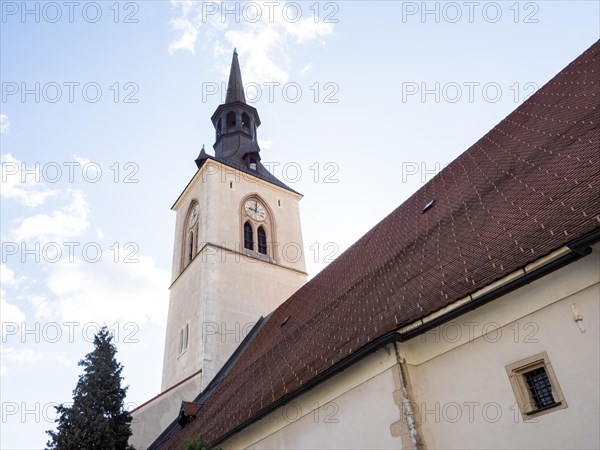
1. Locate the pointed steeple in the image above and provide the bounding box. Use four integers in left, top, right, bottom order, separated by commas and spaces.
225, 48, 246, 104
210, 49, 261, 164
201, 50, 294, 192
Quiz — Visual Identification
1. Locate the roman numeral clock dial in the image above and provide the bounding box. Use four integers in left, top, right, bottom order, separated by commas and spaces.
189, 204, 199, 225
244, 200, 266, 221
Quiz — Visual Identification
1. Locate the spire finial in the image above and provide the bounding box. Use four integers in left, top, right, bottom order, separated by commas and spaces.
233, 47, 237, 55
195, 145, 208, 169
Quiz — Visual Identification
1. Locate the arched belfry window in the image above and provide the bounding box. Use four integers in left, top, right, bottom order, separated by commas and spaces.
241, 196, 275, 260
257, 226, 267, 255
216, 117, 222, 139
226, 111, 236, 132
241, 112, 250, 134
182, 202, 200, 272
244, 221, 254, 250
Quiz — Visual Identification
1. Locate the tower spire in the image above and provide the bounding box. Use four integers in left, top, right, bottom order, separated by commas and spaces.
199, 50, 292, 191
225, 48, 245, 104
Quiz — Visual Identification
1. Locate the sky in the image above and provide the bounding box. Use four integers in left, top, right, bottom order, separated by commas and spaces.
0, 1, 598, 448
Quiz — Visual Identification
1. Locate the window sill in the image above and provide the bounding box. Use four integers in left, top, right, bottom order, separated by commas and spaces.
243, 249, 274, 264
525, 401, 562, 416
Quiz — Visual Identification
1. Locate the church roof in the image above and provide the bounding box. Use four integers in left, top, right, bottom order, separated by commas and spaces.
164, 40, 600, 447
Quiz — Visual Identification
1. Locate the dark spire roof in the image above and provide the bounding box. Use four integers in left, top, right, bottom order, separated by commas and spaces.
191, 49, 294, 195
194, 145, 207, 169
225, 48, 245, 104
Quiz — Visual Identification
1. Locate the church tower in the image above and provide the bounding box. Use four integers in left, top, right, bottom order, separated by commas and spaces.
161, 50, 307, 392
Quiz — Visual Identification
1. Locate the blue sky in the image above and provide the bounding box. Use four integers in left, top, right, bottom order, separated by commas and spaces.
1, 1, 598, 448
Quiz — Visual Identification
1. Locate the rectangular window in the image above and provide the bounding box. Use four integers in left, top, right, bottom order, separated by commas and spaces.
506, 351, 567, 419
524, 367, 555, 409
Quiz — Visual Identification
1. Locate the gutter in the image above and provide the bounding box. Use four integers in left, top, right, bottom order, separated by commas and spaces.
211, 229, 599, 446
397, 244, 591, 341
397, 229, 598, 341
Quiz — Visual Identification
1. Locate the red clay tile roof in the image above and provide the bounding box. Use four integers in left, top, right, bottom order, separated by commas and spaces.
164, 40, 600, 448
181, 401, 202, 417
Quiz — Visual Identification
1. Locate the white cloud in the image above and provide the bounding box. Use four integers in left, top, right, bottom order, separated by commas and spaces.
279, 15, 334, 44
1, 264, 17, 287
168, 16, 198, 55
2, 155, 168, 327
45, 251, 169, 326
300, 62, 313, 76
1, 295, 26, 324
258, 139, 272, 150
27, 295, 52, 322
0, 114, 9, 133
1, 153, 57, 207
1, 265, 27, 338
222, 27, 290, 83
1, 289, 27, 336
11, 189, 90, 242
73, 154, 91, 166
168, 1, 335, 83
1, 347, 72, 367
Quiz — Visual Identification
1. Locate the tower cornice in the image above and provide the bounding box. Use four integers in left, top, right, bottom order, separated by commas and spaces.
172, 158, 302, 211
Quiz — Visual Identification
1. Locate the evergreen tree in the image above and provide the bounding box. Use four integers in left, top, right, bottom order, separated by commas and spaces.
47, 326, 134, 450
184, 435, 220, 450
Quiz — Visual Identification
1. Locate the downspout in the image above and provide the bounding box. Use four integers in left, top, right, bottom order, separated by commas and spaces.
393, 342, 422, 450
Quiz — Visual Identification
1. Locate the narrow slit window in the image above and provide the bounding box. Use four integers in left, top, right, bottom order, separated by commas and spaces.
183, 324, 189, 351
188, 231, 194, 262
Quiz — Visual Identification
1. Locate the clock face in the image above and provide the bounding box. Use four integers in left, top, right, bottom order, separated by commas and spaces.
189, 205, 199, 225
244, 200, 266, 221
